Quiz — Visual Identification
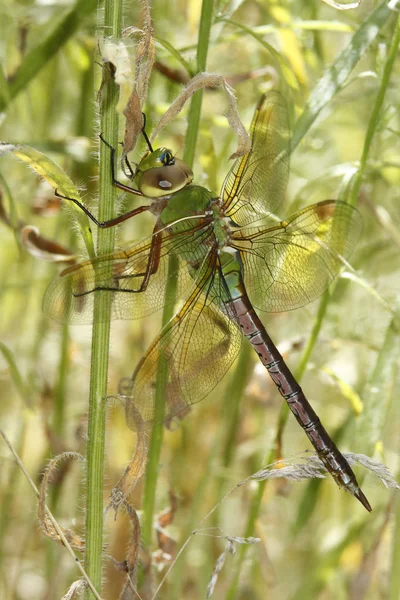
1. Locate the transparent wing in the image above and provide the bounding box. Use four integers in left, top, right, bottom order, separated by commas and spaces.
121, 250, 242, 425
231, 201, 362, 312
221, 90, 290, 226
43, 221, 213, 323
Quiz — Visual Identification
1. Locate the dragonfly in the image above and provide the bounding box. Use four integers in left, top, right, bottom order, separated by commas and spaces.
44, 91, 371, 511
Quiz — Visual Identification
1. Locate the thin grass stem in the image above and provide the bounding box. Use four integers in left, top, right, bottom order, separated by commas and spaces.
84, 1, 122, 597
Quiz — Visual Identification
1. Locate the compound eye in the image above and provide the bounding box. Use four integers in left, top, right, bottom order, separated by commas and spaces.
160, 150, 173, 165
139, 161, 193, 197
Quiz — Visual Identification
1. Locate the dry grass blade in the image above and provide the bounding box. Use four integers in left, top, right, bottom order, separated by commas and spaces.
61, 579, 87, 599
149, 72, 251, 159
206, 538, 235, 599
206, 536, 259, 598
345, 454, 400, 489
108, 400, 148, 513
253, 452, 400, 491
0, 430, 101, 599
39, 451, 85, 549
252, 460, 327, 482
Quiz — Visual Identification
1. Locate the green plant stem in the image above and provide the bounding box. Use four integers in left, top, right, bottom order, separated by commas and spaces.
141, 266, 178, 548
140, 0, 214, 554
349, 15, 400, 207
184, 0, 214, 167
84, 2, 122, 597
222, 343, 253, 468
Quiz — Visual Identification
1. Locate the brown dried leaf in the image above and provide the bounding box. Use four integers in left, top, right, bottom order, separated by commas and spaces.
154, 61, 190, 85
121, 2, 155, 156
117, 501, 141, 600
38, 452, 85, 550
149, 72, 251, 159
155, 490, 178, 557
108, 402, 148, 513
134, 2, 154, 108
157, 489, 178, 528
20, 225, 77, 263
32, 192, 62, 216
122, 91, 143, 157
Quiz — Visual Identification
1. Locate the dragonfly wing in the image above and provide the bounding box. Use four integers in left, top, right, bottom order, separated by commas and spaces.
43, 224, 212, 323
221, 90, 290, 226
231, 200, 362, 312
122, 250, 242, 426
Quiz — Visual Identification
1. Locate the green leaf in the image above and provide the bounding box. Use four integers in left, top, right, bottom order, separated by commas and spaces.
0, 0, 99, 111
292, 1, 395, 150
357, 316, 400, 456
0, 143, 95, 258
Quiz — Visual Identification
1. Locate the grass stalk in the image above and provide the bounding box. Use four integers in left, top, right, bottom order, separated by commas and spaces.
140, 0, 215, 553
84, 1, 122, 597
349, 14, 400, 207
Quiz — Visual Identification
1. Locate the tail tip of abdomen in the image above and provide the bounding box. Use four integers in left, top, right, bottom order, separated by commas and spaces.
353, 487, 372, 512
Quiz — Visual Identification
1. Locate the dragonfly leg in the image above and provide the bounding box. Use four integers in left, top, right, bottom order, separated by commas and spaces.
55, 189, 150, 229
70, 223, 162, 299
99, 134, 145, 197
136, 228, 162, 291
122, 153, 135, 179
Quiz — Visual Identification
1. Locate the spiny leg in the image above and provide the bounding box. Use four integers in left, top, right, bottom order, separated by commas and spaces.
72, 223, 163, 298
99, 134, 145, 197
55, 189, 151, 229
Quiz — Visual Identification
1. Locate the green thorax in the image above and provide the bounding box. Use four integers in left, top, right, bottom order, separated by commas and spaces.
160, 185, 213, 231
160, 183, 244, 300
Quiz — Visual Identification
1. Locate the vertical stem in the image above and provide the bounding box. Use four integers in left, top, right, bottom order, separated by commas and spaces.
84, 1, 122, 597
184, 0, 214, 167
141, 269, 178, 547
140, 0, 214, 555
349, 16, 400, 207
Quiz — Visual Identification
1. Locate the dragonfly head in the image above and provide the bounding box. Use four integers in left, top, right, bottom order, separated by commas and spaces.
136, 147, 193, 197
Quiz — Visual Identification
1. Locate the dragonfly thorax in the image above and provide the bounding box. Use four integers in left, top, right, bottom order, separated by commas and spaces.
160, 185, 213, 231
135, 148, 193, 198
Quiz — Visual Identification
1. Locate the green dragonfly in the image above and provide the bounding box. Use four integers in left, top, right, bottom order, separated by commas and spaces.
44, 91, 370, 511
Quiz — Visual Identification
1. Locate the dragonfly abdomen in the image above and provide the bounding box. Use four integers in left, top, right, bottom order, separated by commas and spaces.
229, 292, 371, 511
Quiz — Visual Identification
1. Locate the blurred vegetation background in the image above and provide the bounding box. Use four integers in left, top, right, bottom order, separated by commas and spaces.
1, 0, 400, 598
